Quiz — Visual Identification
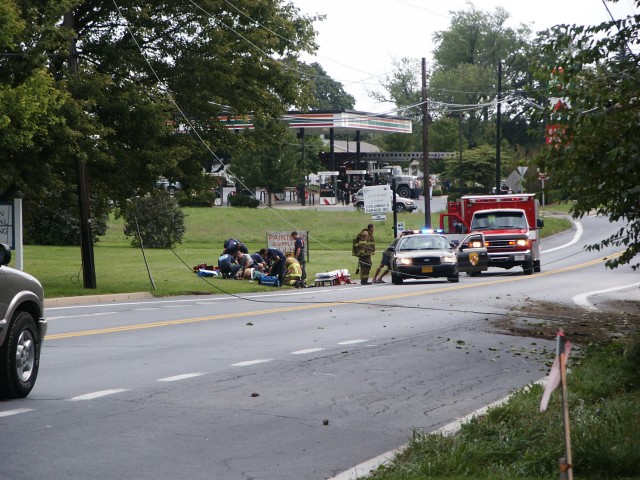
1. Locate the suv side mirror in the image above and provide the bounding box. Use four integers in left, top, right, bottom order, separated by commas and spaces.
537, 218, 545, 228
0, 243, 11, 266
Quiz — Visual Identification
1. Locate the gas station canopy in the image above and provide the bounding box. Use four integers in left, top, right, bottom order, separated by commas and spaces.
218, 110, 413, 135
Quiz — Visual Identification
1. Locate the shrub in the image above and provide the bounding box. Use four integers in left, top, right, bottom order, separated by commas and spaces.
228, 194, 259, 208
121, 191, 185, 248
23, 192, 109, 246
176, 190, 216, 208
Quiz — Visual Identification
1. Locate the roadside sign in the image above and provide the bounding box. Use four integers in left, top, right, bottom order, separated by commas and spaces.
371, 214, 386, 221
363, 185, 392, 214
266, 231, 308, 257
0, 202, 14, 247
517, 166, 528, 177
396, 222, 405, 236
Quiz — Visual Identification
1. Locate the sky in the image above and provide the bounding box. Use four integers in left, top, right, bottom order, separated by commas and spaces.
291, 0, 638, 113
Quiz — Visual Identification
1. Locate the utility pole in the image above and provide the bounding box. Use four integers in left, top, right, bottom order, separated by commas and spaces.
495, 60, 502, 194
421, 58, 431, 228
64, 11, 96, 289
298, 128, 306, 206
458, 114, 463, 197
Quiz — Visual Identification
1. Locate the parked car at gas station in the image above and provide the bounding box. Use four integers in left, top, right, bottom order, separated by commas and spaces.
156, 177, 182, 193
352, 189, 418, 213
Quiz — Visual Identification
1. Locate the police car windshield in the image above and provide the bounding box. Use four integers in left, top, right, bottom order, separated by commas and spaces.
399, 235, 448, 250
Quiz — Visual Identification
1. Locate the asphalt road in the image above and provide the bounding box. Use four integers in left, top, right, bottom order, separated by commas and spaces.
1, 213, 637, 480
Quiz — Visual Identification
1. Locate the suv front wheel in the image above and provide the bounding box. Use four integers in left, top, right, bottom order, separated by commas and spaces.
0, 311, 42, 399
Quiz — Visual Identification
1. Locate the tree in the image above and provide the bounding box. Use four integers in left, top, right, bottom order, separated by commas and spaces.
534, 2, 640, 269
370, 6, 536, 178
122, 191, 185, 249
303, 62, 355, 110
431, 5, 535, 147
0, 1, 68, 200
370, 57, 422, 152
1, 0, 318, 211
442, 144, 499, 192
229, 115, 301, 206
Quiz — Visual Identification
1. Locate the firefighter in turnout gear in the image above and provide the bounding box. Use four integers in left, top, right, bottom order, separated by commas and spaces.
283, 256, 304, 288
355, 224, 376, 284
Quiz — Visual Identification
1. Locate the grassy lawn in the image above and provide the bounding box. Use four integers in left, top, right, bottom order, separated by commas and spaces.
21, 204, 570, 299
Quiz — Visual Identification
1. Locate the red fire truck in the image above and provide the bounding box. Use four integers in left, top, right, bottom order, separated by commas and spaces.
439, 194, 544, 275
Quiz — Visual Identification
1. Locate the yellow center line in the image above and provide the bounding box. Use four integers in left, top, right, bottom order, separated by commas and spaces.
46, 252, 622, 341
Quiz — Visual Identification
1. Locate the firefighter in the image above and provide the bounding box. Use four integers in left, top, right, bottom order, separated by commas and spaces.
283, 256, 304, 288
290, 231, 306, 283
354, 223, 376, 285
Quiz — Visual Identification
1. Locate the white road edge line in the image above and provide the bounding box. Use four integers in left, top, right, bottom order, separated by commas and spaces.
47, 312, 118, 321
328, 381, 545, 480
157, 373, 207, 382
573, 281, 640, 311
291, 348, 325, 355
0, 408, 34, 417
542, 220, 582, 253
231, 359, 273, 367
69, 389, 130, 401
337, 339, 369, 345
46, 287, 336, 311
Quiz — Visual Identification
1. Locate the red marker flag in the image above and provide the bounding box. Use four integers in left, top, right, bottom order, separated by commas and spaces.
540, 333, 571, 412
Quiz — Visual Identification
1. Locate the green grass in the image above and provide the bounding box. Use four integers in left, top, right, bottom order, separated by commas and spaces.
367, 337, 640, 480
540, 200, 575, 214
21, 206, 570, 299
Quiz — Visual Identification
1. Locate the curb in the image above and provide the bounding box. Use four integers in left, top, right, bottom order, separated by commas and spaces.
45, 292, 154, 308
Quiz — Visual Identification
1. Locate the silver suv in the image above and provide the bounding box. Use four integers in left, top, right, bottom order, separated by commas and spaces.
352, 189, 418, 213
0, 243, 47, 398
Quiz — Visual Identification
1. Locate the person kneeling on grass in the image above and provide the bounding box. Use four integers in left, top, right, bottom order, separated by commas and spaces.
283, 256, 304, 288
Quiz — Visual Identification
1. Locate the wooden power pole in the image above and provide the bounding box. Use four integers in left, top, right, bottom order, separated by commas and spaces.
64, 11, 96, 289
421, 58, 431, 228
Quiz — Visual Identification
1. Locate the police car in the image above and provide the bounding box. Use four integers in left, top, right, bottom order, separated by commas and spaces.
388, 229, 488, 284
